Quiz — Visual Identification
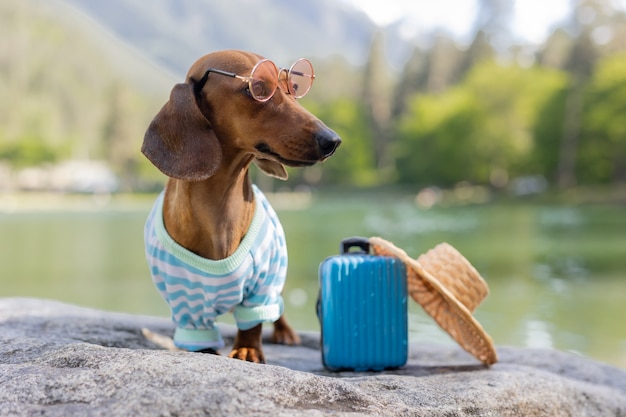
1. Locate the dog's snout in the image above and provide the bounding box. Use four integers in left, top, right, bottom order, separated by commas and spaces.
316, 128, 341, 159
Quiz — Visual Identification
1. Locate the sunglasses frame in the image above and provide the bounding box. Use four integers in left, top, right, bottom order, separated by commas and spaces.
202, 58, 315, 102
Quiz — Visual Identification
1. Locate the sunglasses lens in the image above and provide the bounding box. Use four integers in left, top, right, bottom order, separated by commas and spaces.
250, 60, 278, 101
288, 59, 314, 98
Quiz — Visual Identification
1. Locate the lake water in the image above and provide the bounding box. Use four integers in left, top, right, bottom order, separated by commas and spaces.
1, 192, 625, 368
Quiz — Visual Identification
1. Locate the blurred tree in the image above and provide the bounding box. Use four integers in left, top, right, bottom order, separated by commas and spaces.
101, 83, 145, 191
463, 61, 567, 182
532, 86, 569, 184
578, 52, 626, 183
394, 61, 568, 186
606, 10, 626, 54
424, 33, 464, 93
538, 28, 574, 70
556, 0, 610, 188
473, 0, 514, 50
394, 88, 484, 186
457, 30, 496, 80
0, 136, 58, 168
391, 33, 466, 123
361, 31, 394, 180
391, 46, 428, 119
303, 55, 362, 103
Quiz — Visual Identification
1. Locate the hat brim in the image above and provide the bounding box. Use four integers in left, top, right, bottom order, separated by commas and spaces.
370, 237, 498, 365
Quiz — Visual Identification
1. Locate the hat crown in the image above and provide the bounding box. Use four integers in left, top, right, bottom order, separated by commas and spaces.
417, 243, 488, 312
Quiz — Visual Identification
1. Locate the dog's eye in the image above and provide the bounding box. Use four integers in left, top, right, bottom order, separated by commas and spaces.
243, 85, 263, 101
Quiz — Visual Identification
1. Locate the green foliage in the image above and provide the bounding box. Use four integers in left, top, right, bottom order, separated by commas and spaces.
0, 0, 165, 188
0, 135, 59, 167
532, 86, 568, 182
394, 61, 569, 186
464, 61, 569, 175
395, 88, 485, 186
291, 98, 379, 187
578, 53, 626, 183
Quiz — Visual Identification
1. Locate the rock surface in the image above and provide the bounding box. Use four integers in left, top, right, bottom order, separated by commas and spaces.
1, 298, 625, 417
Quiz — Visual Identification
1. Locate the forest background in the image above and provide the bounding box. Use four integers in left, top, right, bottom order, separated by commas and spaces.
1, 0, 626, 198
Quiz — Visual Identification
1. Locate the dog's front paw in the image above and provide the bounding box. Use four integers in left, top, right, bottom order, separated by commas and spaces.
228, 347, 265, 363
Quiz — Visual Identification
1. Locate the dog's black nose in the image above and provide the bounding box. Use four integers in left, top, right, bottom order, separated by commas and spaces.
316, 128, 341, 159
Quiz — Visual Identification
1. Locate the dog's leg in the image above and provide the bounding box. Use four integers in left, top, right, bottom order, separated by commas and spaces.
228, 324, 265, 363
270, 315, 301, 345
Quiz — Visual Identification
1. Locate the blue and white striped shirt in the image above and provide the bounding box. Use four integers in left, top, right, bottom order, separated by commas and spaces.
144, 185, 287, 351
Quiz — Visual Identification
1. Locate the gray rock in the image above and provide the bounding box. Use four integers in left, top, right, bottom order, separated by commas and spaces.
0, 298, 625, 416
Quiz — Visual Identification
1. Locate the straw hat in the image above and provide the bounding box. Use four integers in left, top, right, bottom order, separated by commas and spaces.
369, 237, 498, 365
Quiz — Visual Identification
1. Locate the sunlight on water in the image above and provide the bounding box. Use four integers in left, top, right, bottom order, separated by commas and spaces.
524, 319, 554, 349
0, 193, 625, 369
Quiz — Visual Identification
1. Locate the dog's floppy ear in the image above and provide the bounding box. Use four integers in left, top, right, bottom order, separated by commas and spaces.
254, 158, 288, 180
142, 83, 222, 181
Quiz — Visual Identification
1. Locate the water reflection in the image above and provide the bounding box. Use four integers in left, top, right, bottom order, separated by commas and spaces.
365, 206, 478, 237
538, 207, 583, 227
0, 194, 624, 368
524, 320, 553, 349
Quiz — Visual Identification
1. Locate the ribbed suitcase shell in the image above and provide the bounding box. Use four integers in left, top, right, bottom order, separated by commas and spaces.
318, 241, 408, 371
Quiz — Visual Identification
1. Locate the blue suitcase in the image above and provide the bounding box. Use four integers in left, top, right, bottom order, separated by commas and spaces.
317, 237, 408, 371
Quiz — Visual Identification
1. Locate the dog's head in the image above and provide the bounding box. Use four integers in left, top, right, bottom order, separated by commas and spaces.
142, 50, 341, 181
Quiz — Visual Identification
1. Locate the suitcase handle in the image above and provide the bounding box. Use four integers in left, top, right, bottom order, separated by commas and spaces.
341, 237, 370, 255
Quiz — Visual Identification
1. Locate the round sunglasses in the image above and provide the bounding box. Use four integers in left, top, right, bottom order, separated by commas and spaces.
202, 58, 315, 102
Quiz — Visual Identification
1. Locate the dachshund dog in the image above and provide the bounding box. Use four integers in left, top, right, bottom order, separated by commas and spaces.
141, 50, 341, 363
